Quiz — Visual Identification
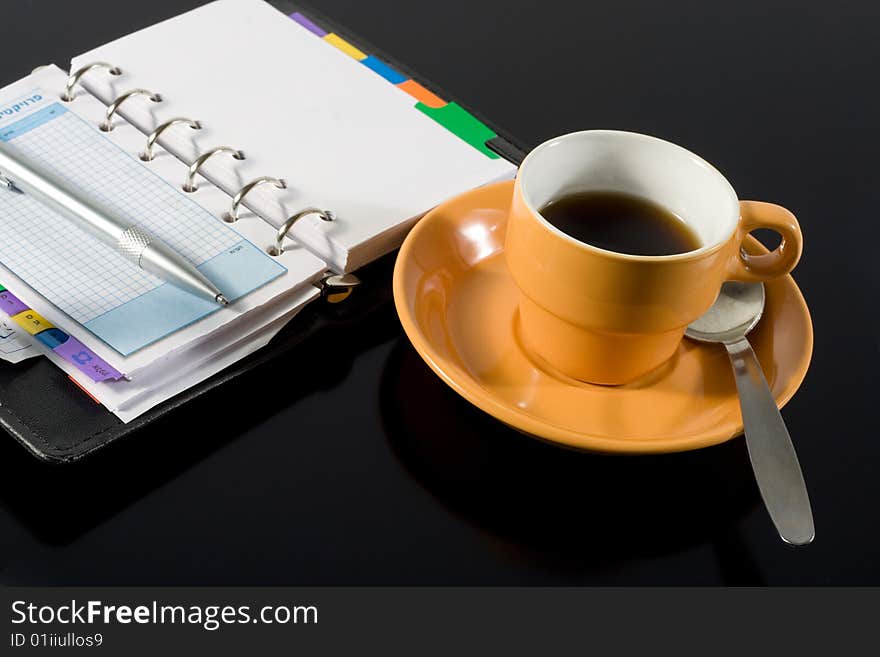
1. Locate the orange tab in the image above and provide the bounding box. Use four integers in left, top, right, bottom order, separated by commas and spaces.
397, 79, 446, 108
11, 309, 54, 335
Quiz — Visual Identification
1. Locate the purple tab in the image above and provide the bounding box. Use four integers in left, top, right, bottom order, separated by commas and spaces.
53, 335, 123, 382
0, 290, 29, 316
290, 12, 327, 36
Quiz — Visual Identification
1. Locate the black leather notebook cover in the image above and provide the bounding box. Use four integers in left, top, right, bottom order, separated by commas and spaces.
0, 0, 523, 462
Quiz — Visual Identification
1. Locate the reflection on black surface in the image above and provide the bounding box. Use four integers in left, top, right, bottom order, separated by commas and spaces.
0, 293, 400, 548
0, 346, 334, 546
380, 339, 765, 583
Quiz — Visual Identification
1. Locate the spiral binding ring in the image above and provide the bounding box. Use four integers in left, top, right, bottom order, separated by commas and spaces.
225, 176, 287, 222
268, 208, 334, 256
182, 146, 246, 192
100, 89, 163, 132
140, 117, 202, 161
61, 62, 122, 102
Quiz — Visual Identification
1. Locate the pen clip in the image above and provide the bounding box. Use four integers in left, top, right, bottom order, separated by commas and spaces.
0, 172, 23, 194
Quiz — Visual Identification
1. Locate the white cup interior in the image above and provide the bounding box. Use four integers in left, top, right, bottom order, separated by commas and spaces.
519, 130, 740, 255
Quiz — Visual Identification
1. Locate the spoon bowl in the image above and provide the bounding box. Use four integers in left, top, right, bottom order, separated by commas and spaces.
686, 281, 765, 344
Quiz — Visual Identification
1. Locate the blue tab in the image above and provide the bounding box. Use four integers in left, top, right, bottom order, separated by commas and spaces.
360, 56, 407, 84
34, 327, 69, 350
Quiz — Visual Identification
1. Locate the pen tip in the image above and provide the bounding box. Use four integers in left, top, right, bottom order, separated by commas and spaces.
216, 294, 229, 306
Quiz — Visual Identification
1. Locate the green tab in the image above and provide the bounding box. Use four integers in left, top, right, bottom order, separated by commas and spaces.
0, 283, 6, 293
415, 102, 499, 159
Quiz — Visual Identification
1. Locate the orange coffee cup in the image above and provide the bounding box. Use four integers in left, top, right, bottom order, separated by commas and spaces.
506, 130, 803, 385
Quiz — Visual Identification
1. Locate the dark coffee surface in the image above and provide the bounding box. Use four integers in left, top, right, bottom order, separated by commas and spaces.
539, 191, 701, 256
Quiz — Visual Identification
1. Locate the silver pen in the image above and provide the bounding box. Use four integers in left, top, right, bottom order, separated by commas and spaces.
0, 140, 228, 306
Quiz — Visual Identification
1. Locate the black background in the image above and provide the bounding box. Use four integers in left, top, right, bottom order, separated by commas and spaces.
0, 0, 877, 585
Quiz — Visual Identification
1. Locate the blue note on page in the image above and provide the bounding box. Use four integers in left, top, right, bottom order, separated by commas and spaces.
0, 93, 286, 356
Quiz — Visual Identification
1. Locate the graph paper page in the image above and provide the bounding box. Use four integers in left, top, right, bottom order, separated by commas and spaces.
0, 90, 286, 355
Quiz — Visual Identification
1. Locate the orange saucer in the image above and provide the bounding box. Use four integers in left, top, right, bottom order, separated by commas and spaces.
393, 181, 813, 454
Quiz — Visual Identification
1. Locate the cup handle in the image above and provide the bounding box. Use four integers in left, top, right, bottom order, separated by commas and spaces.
728, 200, 803, 282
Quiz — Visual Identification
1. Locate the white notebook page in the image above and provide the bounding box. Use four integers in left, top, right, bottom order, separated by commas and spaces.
72, 0, 516, 272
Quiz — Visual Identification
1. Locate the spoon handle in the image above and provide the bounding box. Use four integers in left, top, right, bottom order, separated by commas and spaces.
725, 337, 815, 545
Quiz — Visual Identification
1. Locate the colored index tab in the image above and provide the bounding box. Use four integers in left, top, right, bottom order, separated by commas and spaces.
11, 309, 53, 335
35, 327, 69, 350
53, 335, 123, 382
289, 12, 327, 36
0, 290, 29, 315
415, 102, 500, 159
360, 56, 407, 84
323, 33, 367, 60
397, 79, 446, 108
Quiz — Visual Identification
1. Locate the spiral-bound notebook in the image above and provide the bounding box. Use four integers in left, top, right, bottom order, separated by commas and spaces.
0, 95, 289, 356
0, 0, 521, 459
71, 0, 517, 273
0, 64, 332, 421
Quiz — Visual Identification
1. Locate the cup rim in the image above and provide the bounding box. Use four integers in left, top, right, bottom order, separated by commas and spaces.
518, 129, 740, 262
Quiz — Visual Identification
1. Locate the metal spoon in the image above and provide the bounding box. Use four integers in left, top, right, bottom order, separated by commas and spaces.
686, 281, 814, 546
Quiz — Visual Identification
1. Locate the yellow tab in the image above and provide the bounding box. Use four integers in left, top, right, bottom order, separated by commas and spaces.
11, 309, 54, 335
323, 33, 367, 60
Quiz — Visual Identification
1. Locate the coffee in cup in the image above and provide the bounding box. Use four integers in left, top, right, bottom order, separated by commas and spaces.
538, 190, 701, 256
505, 130, 803, 385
